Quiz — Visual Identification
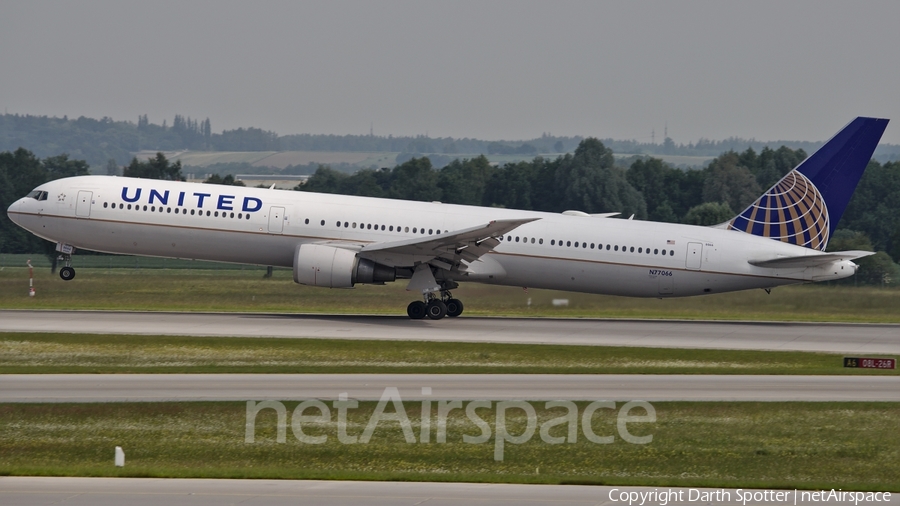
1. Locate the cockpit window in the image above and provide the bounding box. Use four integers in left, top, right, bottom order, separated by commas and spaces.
27, 190, 49, 201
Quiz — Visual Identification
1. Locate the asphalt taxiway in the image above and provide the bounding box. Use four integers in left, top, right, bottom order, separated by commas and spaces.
1, 477, 896, 506
3, 373, 898, 402
2, 310, 899, 353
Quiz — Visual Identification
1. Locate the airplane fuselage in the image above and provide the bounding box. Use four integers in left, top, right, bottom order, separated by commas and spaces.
7, 175, 857, 298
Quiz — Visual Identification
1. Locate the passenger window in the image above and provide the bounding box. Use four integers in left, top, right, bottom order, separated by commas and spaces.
381, 225, 385, 231
550, 240, 555, 245
590, 243, 594, 249
322, 220, 326, 226
670, 250, 675, 256
630, 247, 634, 252
614, 245, 619, 251
654, 249, 658, 254
304, 218, 309, 224
429, 229, 433, 235
344, 222, 349, 228
539, 238, 543, 244
531, 238, 535, 244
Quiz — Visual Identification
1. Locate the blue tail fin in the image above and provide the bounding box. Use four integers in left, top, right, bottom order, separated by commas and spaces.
727, 117, 889, 250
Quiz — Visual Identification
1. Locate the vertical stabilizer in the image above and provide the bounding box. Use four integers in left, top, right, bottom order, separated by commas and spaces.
727, 117, 889, 250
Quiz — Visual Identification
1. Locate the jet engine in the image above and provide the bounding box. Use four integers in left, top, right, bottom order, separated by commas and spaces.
293, 244, 396, 288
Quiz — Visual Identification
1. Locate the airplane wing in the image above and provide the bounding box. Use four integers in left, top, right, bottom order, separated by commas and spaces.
357, 217, 539, 270
748, 250, 874, 269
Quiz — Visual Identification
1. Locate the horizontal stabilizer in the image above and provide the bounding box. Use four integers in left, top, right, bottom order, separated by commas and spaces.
749, 250, 874, 269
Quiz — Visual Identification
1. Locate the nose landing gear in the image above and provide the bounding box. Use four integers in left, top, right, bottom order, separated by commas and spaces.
59, 265, 76, 281
56, 243, 76, 281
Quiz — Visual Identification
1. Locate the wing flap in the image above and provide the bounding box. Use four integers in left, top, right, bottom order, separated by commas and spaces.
749, 250, 874, 269
359, 217, 539, 268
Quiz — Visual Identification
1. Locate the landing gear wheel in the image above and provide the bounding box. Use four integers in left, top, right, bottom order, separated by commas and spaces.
426, 300, 448, 320
407, 300, 426, 319
446, 298, 464, 317
59, 266, 76, 281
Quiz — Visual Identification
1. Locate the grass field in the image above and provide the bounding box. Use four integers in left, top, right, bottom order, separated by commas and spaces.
2, 266, 899, 322
2, 332, 897, 375
1, 401, 897, 490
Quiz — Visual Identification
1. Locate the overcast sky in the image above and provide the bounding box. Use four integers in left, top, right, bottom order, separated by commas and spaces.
2, 1, 899, 144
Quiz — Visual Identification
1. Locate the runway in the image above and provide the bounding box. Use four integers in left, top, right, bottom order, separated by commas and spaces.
4, 373, 899, 402
1, 477, 896, 506
2, 310, 899, 353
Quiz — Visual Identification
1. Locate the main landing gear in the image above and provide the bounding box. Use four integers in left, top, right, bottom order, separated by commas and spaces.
407, 287, 464, 320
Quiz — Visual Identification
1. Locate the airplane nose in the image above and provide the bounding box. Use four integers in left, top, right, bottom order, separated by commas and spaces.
7, 198, 23, 226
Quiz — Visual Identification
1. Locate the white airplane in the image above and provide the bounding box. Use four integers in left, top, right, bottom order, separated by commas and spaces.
7, 117, 889, 319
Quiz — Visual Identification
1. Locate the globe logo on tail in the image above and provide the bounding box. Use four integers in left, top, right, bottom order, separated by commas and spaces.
728, 170, 829, 251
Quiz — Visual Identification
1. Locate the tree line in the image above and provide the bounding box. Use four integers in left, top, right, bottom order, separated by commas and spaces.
297, 138, 900, 283
2, 140, 898, 283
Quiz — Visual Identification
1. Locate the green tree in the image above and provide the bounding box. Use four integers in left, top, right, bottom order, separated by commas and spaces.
0, 149, 45, 254
840, 161, 900, 258
823, 230, 900, 286
701, 152, 760, 214
388, 157, 441, 202
124, 152, 185, 180
483, 161, 537, 210
203, 174, 245, 186
626, 157, 688, 222
683, 202, 734, 226
754, 146, 806, 190
437, 155, 494, 206
298, 165, 346, 193
0, 149, 89, 264
339, 168, 389, 198
552, 138, 646, 217
43, 154, 90, 180
106, 158, 119, 176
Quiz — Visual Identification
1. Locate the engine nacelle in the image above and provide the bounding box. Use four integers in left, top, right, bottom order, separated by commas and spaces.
293, 244, 395, 288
